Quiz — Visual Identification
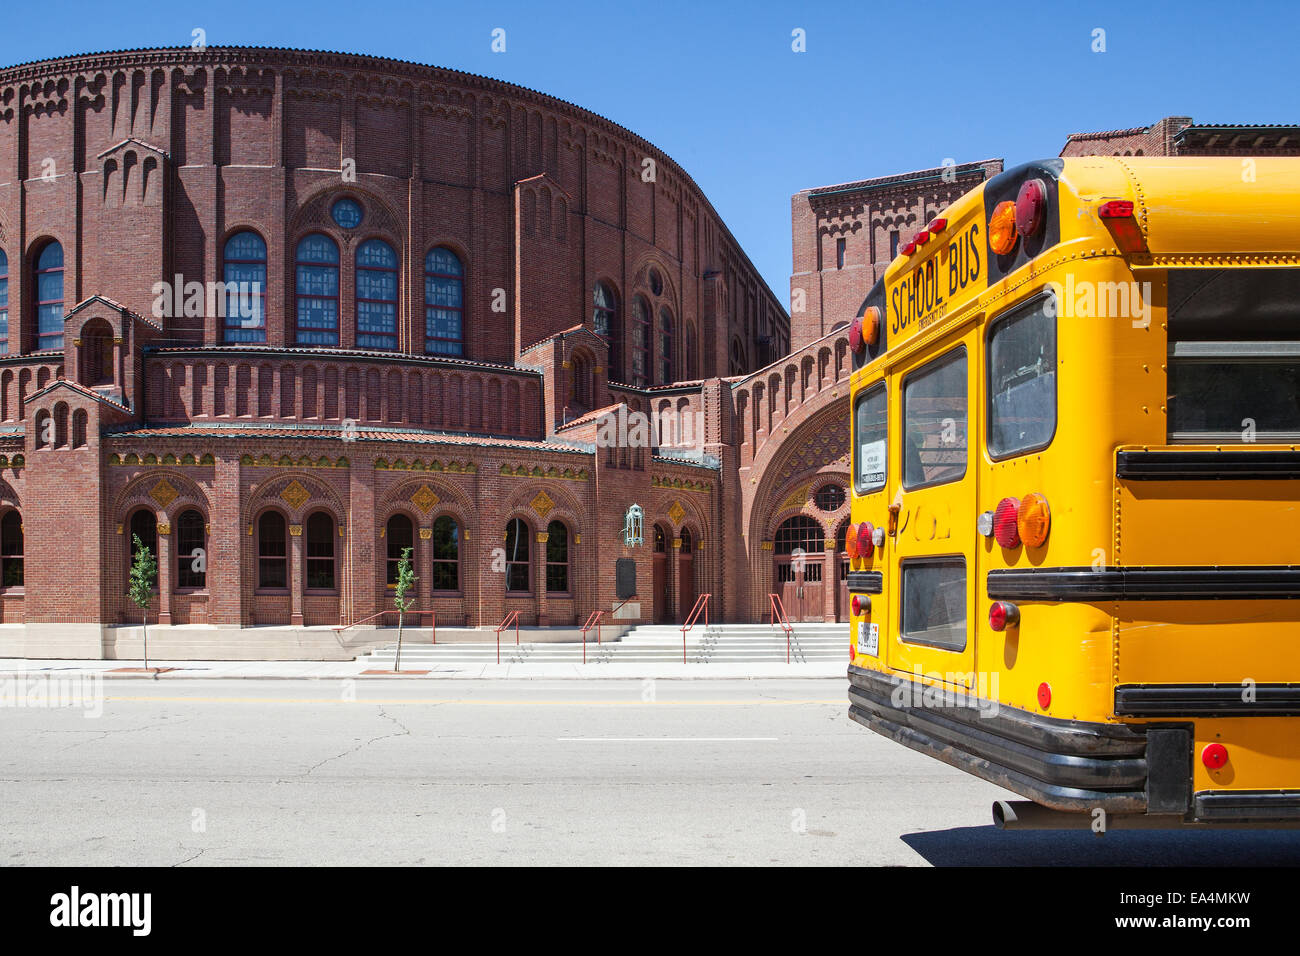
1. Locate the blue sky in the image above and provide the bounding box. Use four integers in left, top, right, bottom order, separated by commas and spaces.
3, 0, 1297, 302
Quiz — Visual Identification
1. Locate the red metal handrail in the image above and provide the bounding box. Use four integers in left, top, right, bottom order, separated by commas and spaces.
334, 609, 436, 644
580, 610, 604, 664
495, 610, 521, 664
768, 593, 794, 664
680, 593, 711, 664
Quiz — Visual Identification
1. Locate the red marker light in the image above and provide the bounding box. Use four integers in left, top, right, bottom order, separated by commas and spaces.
993, 497, 1021, 549
926, 217, 947, 234
1096, 200, 1147, 254
1202, 743, 1229, 770
989, 601, 1019, 632
1037, 683, 1051, 709
848, 316, 864, 353
915, 230, 931, 245
901, 241, 917, 256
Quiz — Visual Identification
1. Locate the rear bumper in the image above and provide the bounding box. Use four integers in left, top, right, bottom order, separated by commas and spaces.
849, 664, 1300, 822
848, 663, 1150, 813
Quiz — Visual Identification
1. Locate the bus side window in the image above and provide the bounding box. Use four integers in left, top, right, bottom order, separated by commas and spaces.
854, 383, 887, 494
902, 348, 968, 490
988, 294, 1058, 459
1168, 268, 1300, 443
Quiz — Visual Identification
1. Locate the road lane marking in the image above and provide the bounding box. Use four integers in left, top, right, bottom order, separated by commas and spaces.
557, 736, 780, 742
102, 696, 843, 706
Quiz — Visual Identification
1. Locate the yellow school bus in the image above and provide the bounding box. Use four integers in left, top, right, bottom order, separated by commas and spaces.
844, 156, 1300, 829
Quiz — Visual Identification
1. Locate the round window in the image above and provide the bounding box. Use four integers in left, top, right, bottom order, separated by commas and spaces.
814, 484, 846, 512
331, 198, 363, 229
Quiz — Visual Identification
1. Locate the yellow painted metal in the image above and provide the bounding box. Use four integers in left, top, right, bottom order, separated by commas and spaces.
848, 155, 1300, 805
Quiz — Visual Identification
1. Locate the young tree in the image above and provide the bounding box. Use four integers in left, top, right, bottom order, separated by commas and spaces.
392, 546, 415, 673
128, 534, 159, 672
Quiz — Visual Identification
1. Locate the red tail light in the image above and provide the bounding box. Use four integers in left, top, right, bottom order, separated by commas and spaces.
848, 315, 864, 353
851, 594, 868, 616
989, 601, 1019, 632
856, 522, 873, 558
1015, 178, 1048, 237
1202, 743, 1229, 770
993, 497, 1021, 549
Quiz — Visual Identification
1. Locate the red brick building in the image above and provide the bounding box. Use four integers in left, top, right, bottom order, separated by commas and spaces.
0, 46, 808, 659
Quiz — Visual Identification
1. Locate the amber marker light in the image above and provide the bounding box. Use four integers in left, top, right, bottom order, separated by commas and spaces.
1017, 492, 1051, 548
861, 306, 881, 347
989, 200, 1018, 255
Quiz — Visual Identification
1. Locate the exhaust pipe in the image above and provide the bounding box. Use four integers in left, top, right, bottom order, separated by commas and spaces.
993, 800, 1300, 831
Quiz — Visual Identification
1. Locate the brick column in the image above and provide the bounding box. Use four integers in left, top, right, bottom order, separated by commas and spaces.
670, 536, 682, 622
418, 525, 433, 616
289, 523, 304, 627
823, 542, 838, 622
156, 518, 173, 626
535, 530, 549, 626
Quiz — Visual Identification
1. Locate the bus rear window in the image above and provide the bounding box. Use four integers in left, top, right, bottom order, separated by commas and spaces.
901, 558, 966, 651
902, 348, 967, 489
1168, 268, 1300, 443
988, 295, 1056, 458
853, 384, 887, 493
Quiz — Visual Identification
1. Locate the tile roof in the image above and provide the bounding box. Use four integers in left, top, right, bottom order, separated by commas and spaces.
103, 422, 593, 455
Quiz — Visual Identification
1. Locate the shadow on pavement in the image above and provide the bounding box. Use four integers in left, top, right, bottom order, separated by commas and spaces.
902, 826, 1300, 866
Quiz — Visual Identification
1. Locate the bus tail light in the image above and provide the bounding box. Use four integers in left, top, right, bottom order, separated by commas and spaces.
989, 200, 1018, 255
1017, 493, 1051, 548
989, 601, 1019, 632
1097, 200, 1149, 254
1015, 178, 1048, 237
845, 523, 860, 560
851, 594, 869, 616
993, 497, 1021, 549
856, 522, 873, 558
848, 315, 864, 353
1202, 743, 1228, 770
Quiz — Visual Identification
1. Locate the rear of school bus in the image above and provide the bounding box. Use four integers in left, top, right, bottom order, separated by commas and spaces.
845, 155, 1300, 827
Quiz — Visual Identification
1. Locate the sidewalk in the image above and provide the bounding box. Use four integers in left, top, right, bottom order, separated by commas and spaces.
0, 658, 847, 680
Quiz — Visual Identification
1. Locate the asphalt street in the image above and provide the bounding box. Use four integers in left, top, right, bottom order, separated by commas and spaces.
5, 678, 1300, 866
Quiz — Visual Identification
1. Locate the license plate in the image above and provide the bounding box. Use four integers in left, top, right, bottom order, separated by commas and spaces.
856, 622, 879, 657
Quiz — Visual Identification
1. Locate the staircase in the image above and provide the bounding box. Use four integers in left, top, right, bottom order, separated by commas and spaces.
357, 621, 847, 667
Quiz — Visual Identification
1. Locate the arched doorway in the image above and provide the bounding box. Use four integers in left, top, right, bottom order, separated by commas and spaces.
652, 523, 671, 623
774, 515, 826, 622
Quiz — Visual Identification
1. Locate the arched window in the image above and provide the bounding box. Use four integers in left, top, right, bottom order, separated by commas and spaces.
657, 307, 674, 384
386, 513, 414, 587
257, 511, 288, 590
176, 509, 206, 589
128, 510, 158, 589
654, 524, 667, 553
81, 319, 112, 386
729, 337, 747, 376
33, 410, 50, 449
357, 239, 399, 351
545, 520, 570, 593
432, 515, 460, 591
0, 248, 9, 355
630, 296, 651, 388
571, 350, 593, 410
1, 510, 22, 588
684, 320, 698, 380
594, 281, 620, 381
35, 241, 64, 351
774, 515, 825, 555
295, 234, 340, 347
53, 402, 68, 448
504, 517, 530, 592
223, 231, 267, 343
72, 409, 87, 448
425, 247, 464, 356
305, 511, 336, 590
